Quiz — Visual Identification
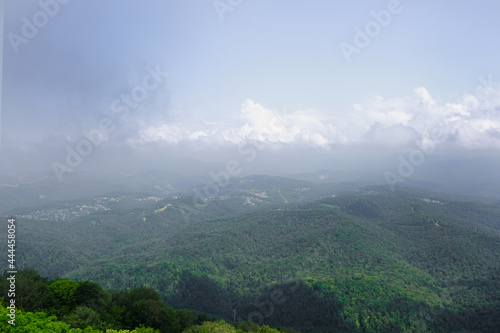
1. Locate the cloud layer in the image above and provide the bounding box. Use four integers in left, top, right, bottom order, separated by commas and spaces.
132, 86, 500, 152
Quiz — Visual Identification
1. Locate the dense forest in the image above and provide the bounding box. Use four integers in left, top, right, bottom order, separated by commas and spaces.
0, 269, 295, 333
2, 179, 500, 332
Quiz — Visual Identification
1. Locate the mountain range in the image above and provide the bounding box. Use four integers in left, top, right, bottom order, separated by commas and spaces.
1, 173, 499, 332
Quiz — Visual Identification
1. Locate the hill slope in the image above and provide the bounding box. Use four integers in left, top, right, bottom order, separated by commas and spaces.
2, 179, 500, 332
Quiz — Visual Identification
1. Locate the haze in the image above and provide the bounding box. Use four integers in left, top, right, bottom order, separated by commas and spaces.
1, 0, 500, 197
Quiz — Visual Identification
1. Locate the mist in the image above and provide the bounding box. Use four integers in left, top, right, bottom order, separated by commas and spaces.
2, 0, 500, 202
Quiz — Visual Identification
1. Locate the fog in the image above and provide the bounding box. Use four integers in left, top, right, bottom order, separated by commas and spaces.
1, 0, 500, 201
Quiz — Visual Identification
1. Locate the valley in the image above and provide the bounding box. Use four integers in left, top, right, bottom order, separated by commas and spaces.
1, 175, 499, 332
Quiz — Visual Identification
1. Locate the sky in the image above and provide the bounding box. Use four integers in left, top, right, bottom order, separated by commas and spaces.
1, 0, 500, 181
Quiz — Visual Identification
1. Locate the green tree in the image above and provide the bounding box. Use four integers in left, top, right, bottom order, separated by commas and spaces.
256, 326, 280, 333
177, 309, 198, 331
49, 279, 79, 314
75, 281, 104, 307
139, 300, 181, 333
115, 287, 180, 333
235, 321, 259, 332
0, 304, 100, 333
0, 269, 54, 312
62, 305, 105, 330
183, 320, 237, 333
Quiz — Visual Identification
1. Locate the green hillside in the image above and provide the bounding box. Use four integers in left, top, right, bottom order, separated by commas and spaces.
2, 180, 500, 332
0, 269, 291, 333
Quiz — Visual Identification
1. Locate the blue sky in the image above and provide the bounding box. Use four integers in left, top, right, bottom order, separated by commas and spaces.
1, 0, 500, 177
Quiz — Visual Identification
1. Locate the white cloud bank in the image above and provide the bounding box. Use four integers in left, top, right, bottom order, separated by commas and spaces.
132, 86, 500, 151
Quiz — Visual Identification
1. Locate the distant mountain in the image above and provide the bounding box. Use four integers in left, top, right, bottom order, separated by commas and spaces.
409, 156, 500, 202
288, 168, 384, 185
0, 169, 202, 215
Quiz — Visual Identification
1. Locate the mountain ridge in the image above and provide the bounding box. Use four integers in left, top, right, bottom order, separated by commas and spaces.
2, 178, 499, 332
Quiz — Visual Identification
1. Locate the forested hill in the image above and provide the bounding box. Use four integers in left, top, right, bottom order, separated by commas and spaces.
2, 180, 500, 332
0, 269, 292, 333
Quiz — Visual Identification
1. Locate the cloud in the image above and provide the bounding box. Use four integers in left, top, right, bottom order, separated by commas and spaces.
130, 87, 500, 151
414, 87, 436, 106
234, 99, 344, 146
139, 124, 189, 143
